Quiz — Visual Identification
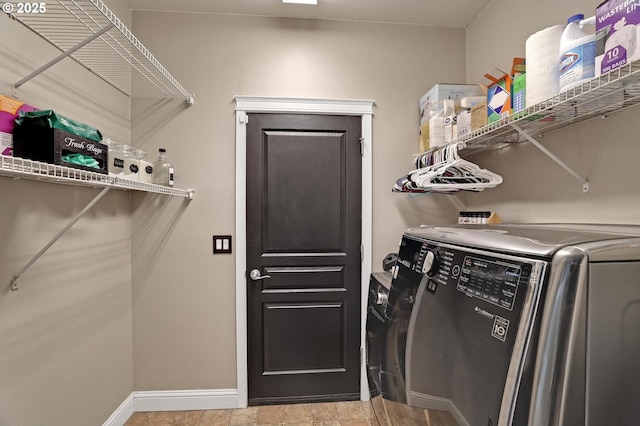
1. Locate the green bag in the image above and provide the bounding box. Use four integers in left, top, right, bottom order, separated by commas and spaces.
15, 110, 102, 142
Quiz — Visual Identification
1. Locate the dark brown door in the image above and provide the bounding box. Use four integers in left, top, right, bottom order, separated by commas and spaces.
246, 113, 362, 405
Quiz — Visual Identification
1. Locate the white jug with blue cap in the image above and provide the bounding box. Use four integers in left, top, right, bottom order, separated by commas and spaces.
559, 13, 596, 93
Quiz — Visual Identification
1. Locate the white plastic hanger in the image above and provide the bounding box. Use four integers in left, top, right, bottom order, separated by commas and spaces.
397, 142, 502, 193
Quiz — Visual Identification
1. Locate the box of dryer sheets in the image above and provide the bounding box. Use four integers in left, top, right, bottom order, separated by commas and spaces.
596, 0, 640, 76
13, 110, 108, 174
0, 95, 39, 156
457, 95, 487, 137
419, 83, 484, 151
481, 59, 525, 125
482, 68, 512, 124
470, 100, 488, 131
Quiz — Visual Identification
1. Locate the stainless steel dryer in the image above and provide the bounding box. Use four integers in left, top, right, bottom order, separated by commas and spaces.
382, 223, 640, 426
366, 271, 392, 423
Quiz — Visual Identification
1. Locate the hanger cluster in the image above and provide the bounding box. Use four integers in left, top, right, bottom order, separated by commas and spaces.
393, 142, 503, 194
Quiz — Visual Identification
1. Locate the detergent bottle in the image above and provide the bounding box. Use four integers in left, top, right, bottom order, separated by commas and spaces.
559, 14, 596, 93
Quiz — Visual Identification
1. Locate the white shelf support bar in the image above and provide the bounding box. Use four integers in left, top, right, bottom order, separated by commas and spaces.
11, 186, 112, 291
13, 24, 115, 91
10, 0, 195, 103
446, 194, 466, 212
510, 123, 589, 193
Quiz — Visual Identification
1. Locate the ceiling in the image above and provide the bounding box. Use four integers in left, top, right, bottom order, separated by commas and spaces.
124, 0, 493, 28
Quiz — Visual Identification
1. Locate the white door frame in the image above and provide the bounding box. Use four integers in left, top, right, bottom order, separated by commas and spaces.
234, 96, 374, 407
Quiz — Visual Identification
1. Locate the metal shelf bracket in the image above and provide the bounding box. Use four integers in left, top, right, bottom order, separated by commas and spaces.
510, 123, 589, 193
11, 186, 111, 291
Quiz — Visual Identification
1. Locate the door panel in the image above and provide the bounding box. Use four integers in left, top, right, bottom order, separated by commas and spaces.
265, 131, 344, 252
263, 301, 345, 372
247, 113, 362, 405
263, 266, 345, 290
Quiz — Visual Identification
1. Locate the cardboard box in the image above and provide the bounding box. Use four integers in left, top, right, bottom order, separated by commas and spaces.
470, 100, 488, 131
0, 132, 11, 157
443, 115, 457, 143
511, 57, 526, 78
596, 0, 640, 76
461, 96, 486, 108
512, 73, 527, 116
0, 95, 39, 156
456, 109, 472, 138
13, 120, 107, 174
482, 68, 512, 124
419, 84, 483, 151
419, 84, 484, 125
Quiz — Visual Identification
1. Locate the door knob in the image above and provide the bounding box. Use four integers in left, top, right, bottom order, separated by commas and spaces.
249, 269, 271, 280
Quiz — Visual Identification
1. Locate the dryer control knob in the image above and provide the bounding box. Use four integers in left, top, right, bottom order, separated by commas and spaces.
422, 250, 440, 277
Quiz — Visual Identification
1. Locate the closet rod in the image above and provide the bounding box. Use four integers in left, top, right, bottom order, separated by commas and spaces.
13, 24, 115, 91
510, 123, 589, 193
11, 186, 111, 291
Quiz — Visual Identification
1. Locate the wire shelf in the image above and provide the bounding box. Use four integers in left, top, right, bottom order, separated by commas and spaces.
404, 61, 640, 194
7, 0, 194, 104
0, 155, 195, 199
449, 60, 640, 157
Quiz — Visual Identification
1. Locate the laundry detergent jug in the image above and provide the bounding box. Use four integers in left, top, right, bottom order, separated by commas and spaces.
559, 14, 596, 92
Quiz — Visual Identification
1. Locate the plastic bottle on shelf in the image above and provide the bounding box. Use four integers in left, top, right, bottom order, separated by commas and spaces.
103, 138, 125, 177
152, 148, 174, 187
136, 149, 154, 184
122, 145, 139, 181
559, 14, 596, 93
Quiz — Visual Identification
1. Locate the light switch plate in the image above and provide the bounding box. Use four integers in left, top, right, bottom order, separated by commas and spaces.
213, 235, 232, 254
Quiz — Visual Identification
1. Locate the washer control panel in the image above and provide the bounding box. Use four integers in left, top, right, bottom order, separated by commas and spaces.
457, 255, 525, 311
397, 236, 533, 311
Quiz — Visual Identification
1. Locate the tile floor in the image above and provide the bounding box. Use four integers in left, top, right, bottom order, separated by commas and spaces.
124, 400, 379, 426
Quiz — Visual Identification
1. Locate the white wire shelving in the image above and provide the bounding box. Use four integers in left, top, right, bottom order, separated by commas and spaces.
2, 155, 194, 291
3, 1, 196, 291
0, 155, 195, 198
415, 60, 640, 193
6, 0, 195, 104
454, 61, 640, 155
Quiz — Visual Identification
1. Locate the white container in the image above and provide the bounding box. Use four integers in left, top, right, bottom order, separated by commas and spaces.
103, 138, 125, 177
136, 149, 154, 184
152, 148, 174, 187
427, 99, 455, 149
559, 14, 596, 93
122, 145, 139, 181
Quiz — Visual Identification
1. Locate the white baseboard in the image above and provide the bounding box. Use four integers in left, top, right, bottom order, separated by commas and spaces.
133, 389, 239, 412
409, 391, 470, 426
103, 389, 239, 426
103, 393, 134, 426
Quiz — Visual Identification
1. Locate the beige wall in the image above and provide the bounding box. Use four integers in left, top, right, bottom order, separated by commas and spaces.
0, 1, 134, 425
465, 0, 640, 224
129, 12, 466, 391
5, 0, 631, 423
